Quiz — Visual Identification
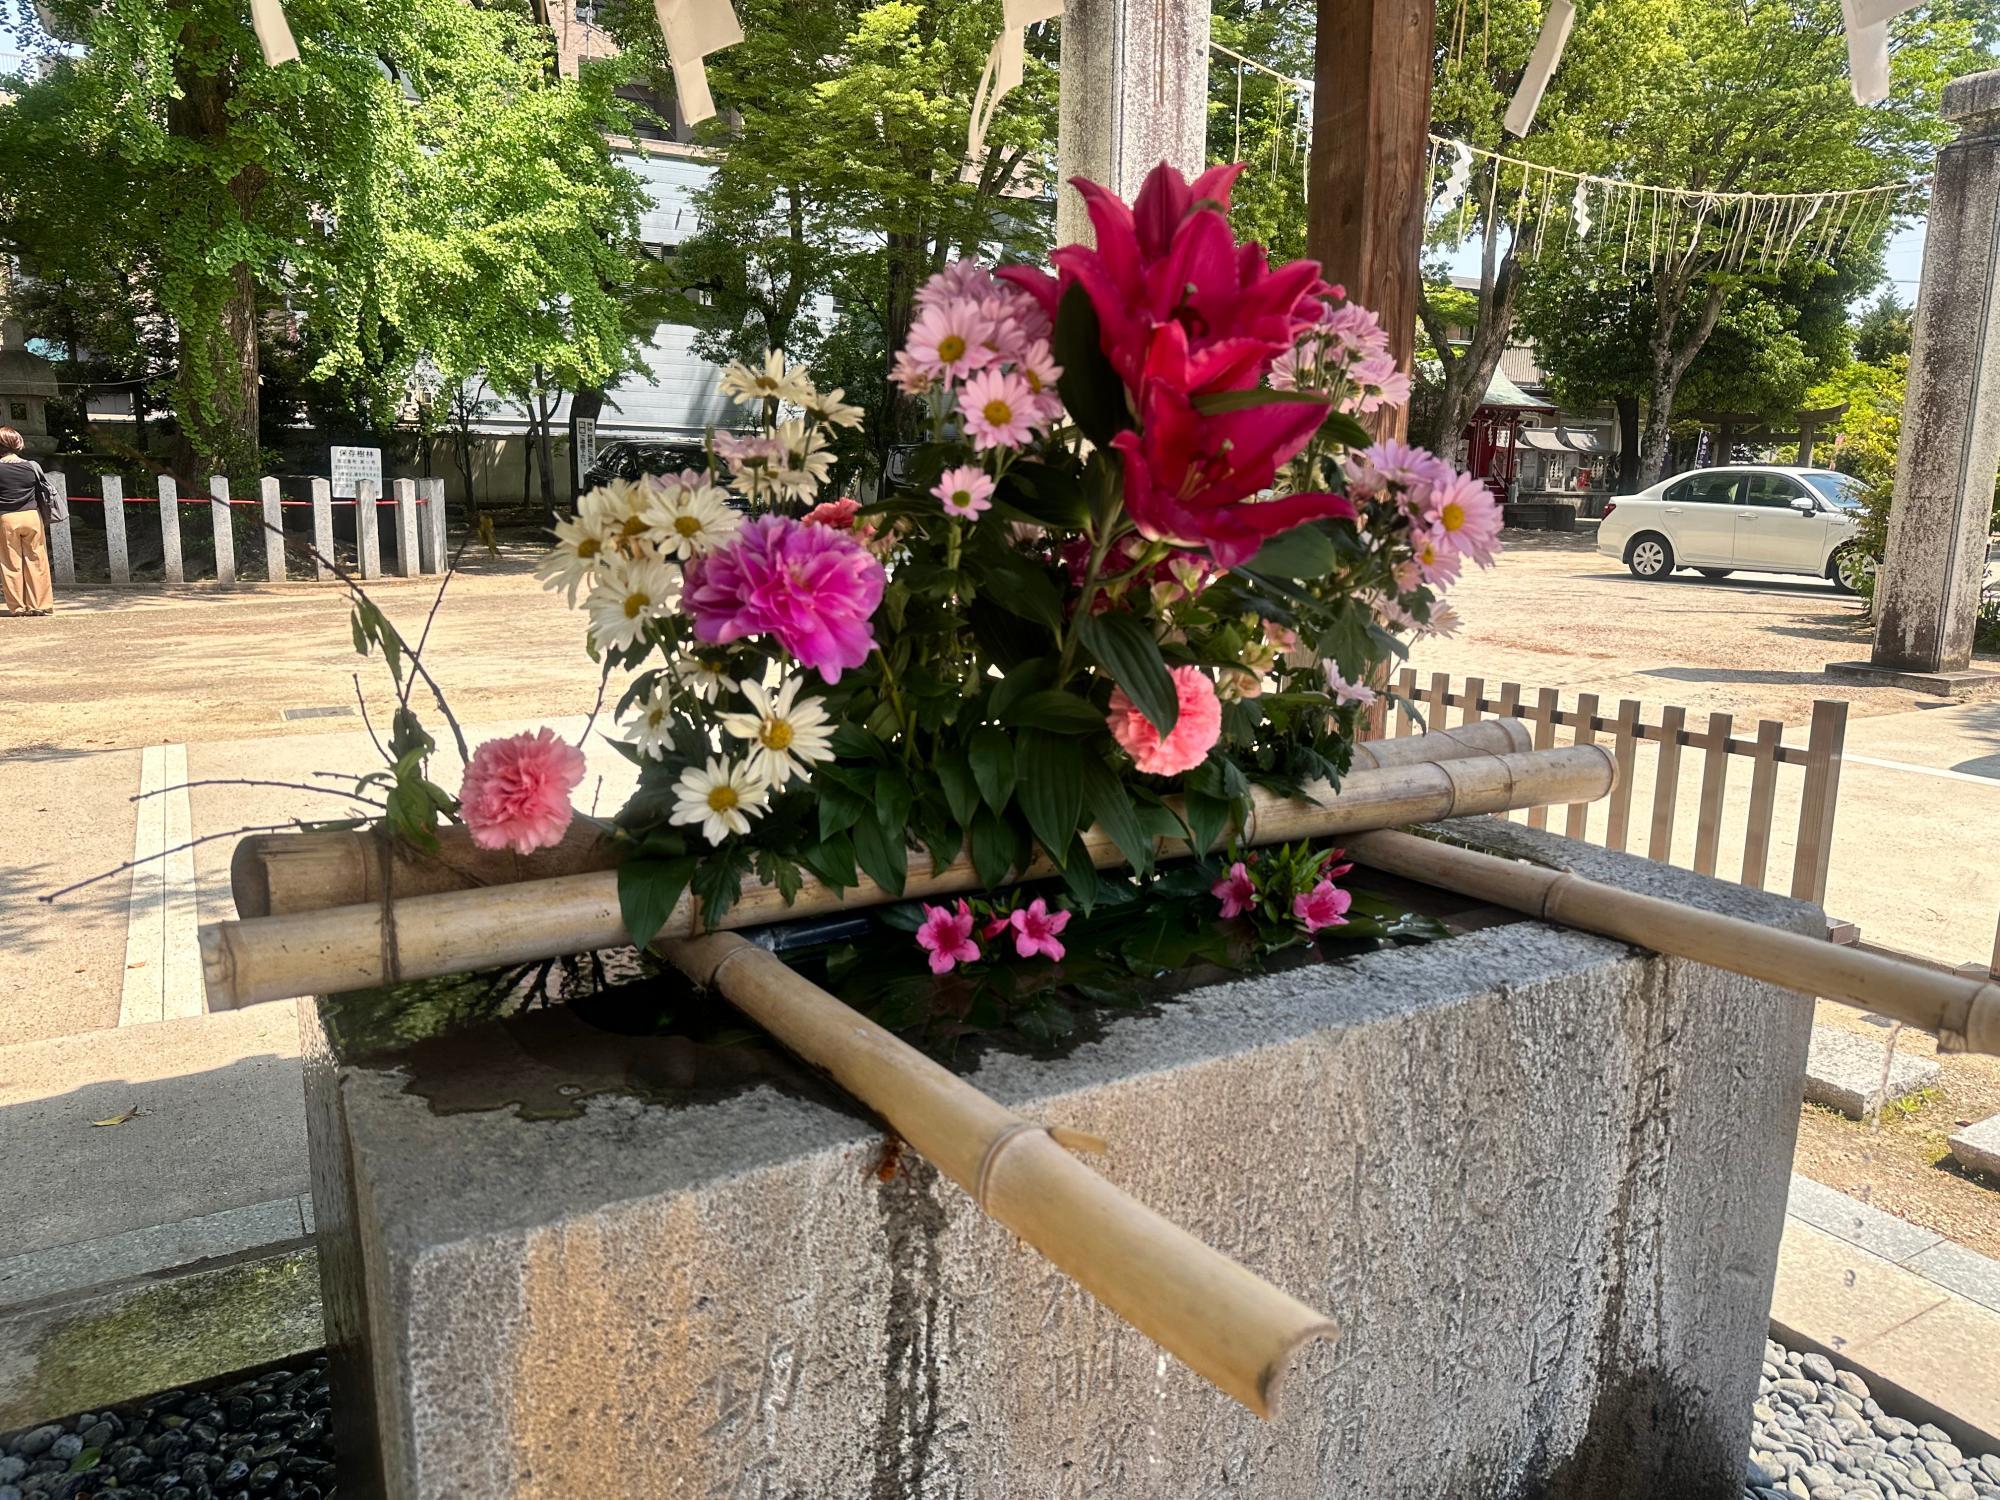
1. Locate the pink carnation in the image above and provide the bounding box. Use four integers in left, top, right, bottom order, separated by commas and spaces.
1292, 878, 1352, 934
457, 728, 586, 855
804, 496, 861, 529
1211, 861, 1257, 919
916, 899, 981, 974
683, 515, 886, 684
1106, 665, 1223, 777
1006, 897, 1070, 961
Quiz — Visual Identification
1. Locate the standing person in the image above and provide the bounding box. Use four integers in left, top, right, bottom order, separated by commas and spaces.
0, 426, 56, 616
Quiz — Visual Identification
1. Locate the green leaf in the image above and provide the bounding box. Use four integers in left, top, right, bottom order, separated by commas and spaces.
1053, 281, 1133, 450
1058, 838, 1104, 912
1320, 410, 1374, 450
1190, 386, 1334, 415
969, 806, 1018, 887
1079, 754, 1154, 876
851, 814, 909, 894
690, 848, 748, 925
1015, 729, 1085, 861
817, 779, 867, 841
936, 746, 979, 827
968, 596, 1051, 671
988, 659, 1055, 721
800, 832, 857, 889
1184, 789, 1232, 856
1245, 521, 1340, 579
875, 768, 914, 836
978, 546, 1066, 634
755, 849, 805, 906
993, 460, 1091, 529
1078, 610, 1177, 735
1005, 690, 1106, 735
968, 726, 1016, 812
349, 608, 368, 657
618, 854, 696, 949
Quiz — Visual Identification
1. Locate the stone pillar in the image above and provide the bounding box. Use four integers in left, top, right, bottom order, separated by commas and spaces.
1053, 0, 1210, 247
1870, 70, 2000, 678
158, 476, 184, 585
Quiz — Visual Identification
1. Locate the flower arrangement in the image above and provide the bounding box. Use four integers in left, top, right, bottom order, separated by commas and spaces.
489, 160, 1498, 957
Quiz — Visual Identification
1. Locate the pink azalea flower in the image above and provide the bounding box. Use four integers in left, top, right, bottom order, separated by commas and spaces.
932, 464, 995, 519
960, 367, 1039, 451
1211, 861, 1257, 918
683, 515, 886, 684
458, 728, 586, 855
1425, 471, 1505, 569
1106, 664, 1223, 777
981, 913, 1012, 941
915, 899, 981, 974
906, 299, 995, 382
1292, 878, 1352, 934
1006, 897, 1071, 961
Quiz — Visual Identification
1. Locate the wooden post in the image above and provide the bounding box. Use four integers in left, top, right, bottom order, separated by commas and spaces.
355, 479, 381, 580
393, 478, 421, 578
1604, 699, 1642, 851
1526, 687, 1559, 831
262, 477, 286, 582
1565, 692, 1601, 841
210, 475, 236, 586
1392, 667, 1417, 736
101, 475, 130, 584
159, 476, 184, 585
311, 479, 335, 581
1692, 711, 1733, 877
1789, 699, 1848, 907
1647, 705, 1686, 864
1307, 0, 1435, 438
1740, 720, 1784, 889
46, 473, 74, 585
1461, 675, 1485, 725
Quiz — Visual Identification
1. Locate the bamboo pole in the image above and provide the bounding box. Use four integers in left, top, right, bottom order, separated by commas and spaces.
229, 720, 1535, 921
1343, 829, 2000, 1056
658, 931, 1336, 1418
199, 743, 1617, 1009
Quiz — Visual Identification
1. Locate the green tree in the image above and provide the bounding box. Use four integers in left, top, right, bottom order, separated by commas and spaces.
1852, 289, 1912, 364
1, 0, 649, 481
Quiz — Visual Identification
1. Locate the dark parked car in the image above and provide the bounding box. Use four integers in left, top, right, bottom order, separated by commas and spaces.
580, 440, 711, 493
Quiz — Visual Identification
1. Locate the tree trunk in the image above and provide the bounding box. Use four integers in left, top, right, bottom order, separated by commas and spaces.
1413, 222, 1520, 456
1614, 395, 1639, 491
1636, 278, 1726, 486
534, 385, 559, 514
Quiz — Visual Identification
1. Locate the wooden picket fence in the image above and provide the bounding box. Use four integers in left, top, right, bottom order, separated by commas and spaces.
42, 472, 450, 587
1367, 671, 1849, 912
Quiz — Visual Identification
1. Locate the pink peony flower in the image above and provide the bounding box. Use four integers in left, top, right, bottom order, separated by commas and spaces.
932, 465, 995, 519
906, 299, 994, 382
682, 515, 886, 684
1106, 664, 1223, 777
1292, 878, 1352, 934
1425, 471, 1505, 570
960, 367, 1039, 451
1006, 897, 1071, 961
916, 899, 981, 974
1211, 861, 1257, 919
458, 728, 586, 855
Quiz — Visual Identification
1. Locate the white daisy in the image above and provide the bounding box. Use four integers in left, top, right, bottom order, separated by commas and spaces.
719, 350, 815, 408
642, 481, 740, 561
585, 553, 680, 652
579, 478, 654, 557
771, 418, 835, 500
670, 756, 769, 845
804, 387, 865, 430
716, 676, 835, 788
622, 680, 678, 760
675, 653, 739, 704
535, 513, 611, 607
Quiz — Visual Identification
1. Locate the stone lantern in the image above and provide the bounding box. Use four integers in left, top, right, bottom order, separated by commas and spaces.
0, 318, 59, 454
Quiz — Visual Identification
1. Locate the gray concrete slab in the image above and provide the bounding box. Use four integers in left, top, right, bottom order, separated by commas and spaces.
1947, 1114, 2000, 1180
1803, 1022, 1942, 1118
0, 1196, 309, 1306
1904, 1238, 2000, 1316
1785, 1172, 1946, 1264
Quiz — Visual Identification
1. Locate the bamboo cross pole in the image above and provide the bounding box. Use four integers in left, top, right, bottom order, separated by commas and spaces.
657, 931, 1337, 1418
227, 718, 1536, 921
200, 741, 1616, 1008
1344, 829, 2000, 1055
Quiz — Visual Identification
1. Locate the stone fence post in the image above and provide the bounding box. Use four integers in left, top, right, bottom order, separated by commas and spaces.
1866, 70, 2000, 684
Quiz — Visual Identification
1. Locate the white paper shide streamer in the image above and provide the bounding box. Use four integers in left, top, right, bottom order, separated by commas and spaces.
966, 0, 1063, 163
1503, 0, 1574, 138
656, 0, 745, 124
1434, 140, 1474, 219
249, 0, 299, 65
1569, 177, 1592, 238
1841, 0, 1923, 104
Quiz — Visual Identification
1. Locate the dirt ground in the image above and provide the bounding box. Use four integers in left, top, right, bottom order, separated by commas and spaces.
1, 539, 597, 755
1793, 998, 2000, 1260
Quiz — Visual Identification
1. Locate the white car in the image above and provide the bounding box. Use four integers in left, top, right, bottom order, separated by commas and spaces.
1596, 466, 1872, 592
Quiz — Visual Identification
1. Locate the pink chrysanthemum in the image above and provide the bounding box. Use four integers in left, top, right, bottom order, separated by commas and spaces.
916, 899, 981, 974
683, 515, 886, 685
916, 260, 998, 312
1344, 353, 1412, 414
932, 465, 995, 519
1292, 878, 1352, 934
1321, 301, 1390, 362
960, 367, 1038, 451
1425, 471, 1505, 569
1106, 665, 1223, 777
890, 349, 936, 396
458, 728, 586, 855
1344, 440, 1453, 506
1211, 861, 1257, 919
906, 299, 994, 382
1325, 668, 1377, 708
1006, 898, 1071, 961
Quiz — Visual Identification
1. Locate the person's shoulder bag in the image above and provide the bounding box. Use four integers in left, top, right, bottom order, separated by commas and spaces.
29, 460, 65, 528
